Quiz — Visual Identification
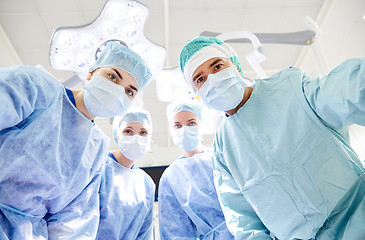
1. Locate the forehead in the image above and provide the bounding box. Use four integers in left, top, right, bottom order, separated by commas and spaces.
120, 122, 147, 131
192, 57, 232, 76
100, 66, 138, 89
172, 111, 197, 122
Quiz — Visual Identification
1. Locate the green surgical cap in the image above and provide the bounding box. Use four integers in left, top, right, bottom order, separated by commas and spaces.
90, 41, 152, 90
179, 36, 243, 76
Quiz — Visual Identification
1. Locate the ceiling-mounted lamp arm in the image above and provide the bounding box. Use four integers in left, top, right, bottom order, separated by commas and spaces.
302, 16, 329, 75
216, 31, 267, 79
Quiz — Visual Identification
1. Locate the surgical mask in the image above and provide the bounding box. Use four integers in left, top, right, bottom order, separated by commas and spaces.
172, 126, 201, 152
84, 74, 131, 118
198, 66, 245, 111
118, 134, 150, 161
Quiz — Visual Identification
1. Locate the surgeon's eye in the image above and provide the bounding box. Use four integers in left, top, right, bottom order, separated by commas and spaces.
196, 77, 204, 84
139, 130, 148, 136
123, 129, 134, 135
125, 88, 135, 98
188, 121, 197, 126
174, 123, 182, 129
108, 74, 117, 82
214, 63, 223, 71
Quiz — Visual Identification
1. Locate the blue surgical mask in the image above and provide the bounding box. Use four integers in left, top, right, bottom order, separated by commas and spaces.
198, 66, 245, 111
118, 134, 150, 161
172, 125, 201, 152
84, 74, 131, 118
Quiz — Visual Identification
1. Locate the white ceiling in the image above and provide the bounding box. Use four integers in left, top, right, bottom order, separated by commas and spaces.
1, 0, 365, 166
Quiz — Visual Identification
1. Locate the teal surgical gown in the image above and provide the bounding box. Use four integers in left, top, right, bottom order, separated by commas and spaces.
97, 153, 155, 240
0, 66, 110, 240
212, 58, 365, 240
158, 149, 234, 240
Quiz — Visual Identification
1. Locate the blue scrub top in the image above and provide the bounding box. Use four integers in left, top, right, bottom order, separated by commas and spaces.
0, 66, 110, 239
159, 149, 234, 240
97, 153, 155, 240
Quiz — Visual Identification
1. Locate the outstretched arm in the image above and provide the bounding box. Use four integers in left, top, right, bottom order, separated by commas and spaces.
0, 66, 58, 131
303, 58, 365, 129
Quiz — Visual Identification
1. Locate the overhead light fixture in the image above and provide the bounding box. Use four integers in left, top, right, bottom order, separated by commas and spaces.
49, 0, 166, 84
156, 67, 194, 102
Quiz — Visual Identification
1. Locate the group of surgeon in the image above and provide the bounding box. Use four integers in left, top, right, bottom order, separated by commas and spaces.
0, 35, 364, 240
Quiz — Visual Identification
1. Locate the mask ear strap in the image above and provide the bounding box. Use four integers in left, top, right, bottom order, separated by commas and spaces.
217, 31, 267, 79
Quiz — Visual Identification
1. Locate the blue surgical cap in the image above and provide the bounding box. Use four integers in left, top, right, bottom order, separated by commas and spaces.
166, 99, 203, 128
112, 107, 152, 144
179, 36, 243, 87
90, 41, 152, 90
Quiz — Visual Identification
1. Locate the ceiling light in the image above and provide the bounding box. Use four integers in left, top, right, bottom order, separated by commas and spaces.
49, 0, 166, 83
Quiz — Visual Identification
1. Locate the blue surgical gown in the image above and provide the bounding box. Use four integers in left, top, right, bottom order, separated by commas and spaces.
97, 153, 155, 240
158, 149, 234, 240
0, 66, 110, 240
212, 58, 365, 240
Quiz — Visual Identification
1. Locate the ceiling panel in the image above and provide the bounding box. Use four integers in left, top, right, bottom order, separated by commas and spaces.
0, 13, 49, 49
277, 6, 323, 32
245, 0, 287, 8
0, 0, 37, 14
41, 13, 89, 34
241, 7, 284, 32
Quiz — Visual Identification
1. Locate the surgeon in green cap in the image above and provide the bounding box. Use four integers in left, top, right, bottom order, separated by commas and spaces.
179, 36, 365, 240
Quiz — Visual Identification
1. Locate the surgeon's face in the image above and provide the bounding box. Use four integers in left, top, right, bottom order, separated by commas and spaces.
172, 111, 199, 130
117, 122, 149, 140
88, 66, 139, 100
191, 57, 235, 91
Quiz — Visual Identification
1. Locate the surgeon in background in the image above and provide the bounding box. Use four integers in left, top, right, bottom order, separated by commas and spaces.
0, 41, 152, 240
179, 36, 365, 240
97, 107, 155, 240
158, 99, 234, 240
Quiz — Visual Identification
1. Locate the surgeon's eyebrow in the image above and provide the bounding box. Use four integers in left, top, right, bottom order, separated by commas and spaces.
209, 58, 222, 68
193, 72, 203, 83
129, 85, 138, 93
187, 118, 197, 122
192, 58, 223, 82
112, 68, 123, 79
113, 68, 139, 93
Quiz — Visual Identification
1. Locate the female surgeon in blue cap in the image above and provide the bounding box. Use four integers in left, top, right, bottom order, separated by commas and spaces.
97, 107, 155, 240
158, 99, 234, 240
0, 41, 152, 240
179, 36, 365, 240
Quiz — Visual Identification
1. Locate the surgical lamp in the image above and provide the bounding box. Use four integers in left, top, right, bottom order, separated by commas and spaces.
49, 0, 166, 86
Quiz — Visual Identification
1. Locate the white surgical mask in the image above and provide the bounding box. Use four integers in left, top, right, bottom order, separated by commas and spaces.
84, 74, 131, 118
118, 134, 150, 161
198, 66, 245, 111
172, 126, 201, 152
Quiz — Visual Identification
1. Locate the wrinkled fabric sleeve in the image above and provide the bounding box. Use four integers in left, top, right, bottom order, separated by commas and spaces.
158, 174, 196, 240
46, 168, 103, 240
303, 58, 365, 129
136, 183, 155, 240
212, 142, 272, 240
0, 66, 55, 132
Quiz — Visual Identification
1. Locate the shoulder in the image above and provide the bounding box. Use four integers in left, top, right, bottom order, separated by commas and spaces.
2, 65, 60, 85
141, 169, 155, 186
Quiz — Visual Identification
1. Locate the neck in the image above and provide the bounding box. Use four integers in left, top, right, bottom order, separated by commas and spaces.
112, 150, 135, 169
182, 145, 203, 158
225, 86, 254, 116
72, 89, 96, 120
